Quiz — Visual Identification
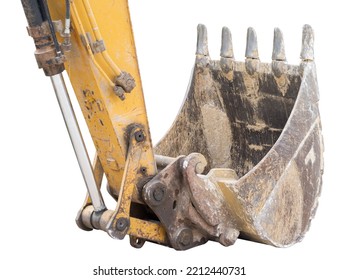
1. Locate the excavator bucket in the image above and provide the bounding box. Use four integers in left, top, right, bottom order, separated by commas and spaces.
20, 0, 323, 250
146, 24, 323, 249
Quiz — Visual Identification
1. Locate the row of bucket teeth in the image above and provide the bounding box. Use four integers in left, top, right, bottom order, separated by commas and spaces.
196, 24, 314, 63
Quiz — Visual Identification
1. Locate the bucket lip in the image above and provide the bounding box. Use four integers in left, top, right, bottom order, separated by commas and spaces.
235, 61, 318, 184
196, 53, 303, 78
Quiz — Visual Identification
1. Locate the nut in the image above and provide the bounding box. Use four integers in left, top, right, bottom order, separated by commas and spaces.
176, 228, 193, 248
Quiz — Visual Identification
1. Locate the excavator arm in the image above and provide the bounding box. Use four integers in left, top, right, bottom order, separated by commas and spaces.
20, 0, 323, 250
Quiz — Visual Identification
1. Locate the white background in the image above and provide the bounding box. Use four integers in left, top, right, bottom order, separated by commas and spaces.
0, 1, 337, 279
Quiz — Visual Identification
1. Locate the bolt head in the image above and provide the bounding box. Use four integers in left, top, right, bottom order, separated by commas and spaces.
153, 187, 165, 202
140, 167, 147, 175
116, 217, 129, 231
177, 228, 193, 248
144, 182, 167, 206
134, 130, 145, 142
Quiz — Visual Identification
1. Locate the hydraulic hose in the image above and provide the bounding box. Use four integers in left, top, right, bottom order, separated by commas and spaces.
39, 0, 62, 54
65, 0, 71, 34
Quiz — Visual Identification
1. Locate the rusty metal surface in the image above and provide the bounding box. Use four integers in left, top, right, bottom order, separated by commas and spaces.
105, 127, 148, 240
228, 61, 323, 246
26, 21, 65, 76
152, 25, 323, 249
143, 153, 239, 250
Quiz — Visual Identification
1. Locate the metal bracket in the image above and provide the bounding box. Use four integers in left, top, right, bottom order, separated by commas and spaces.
143, 153, 239, 250
51, 20, 72, 52
105, 127, 145, 239
76, 127, 168, 246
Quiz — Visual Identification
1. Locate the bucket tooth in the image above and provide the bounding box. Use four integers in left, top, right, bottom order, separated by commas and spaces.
245, 27, 259, 75
220, 27, 234, 58
245, 27, 259, 59
272, 28, 286, 77
196, 24, 209, 56
220, 27, 234, 73
272, 28, 286, 61
300, 24, 314, 61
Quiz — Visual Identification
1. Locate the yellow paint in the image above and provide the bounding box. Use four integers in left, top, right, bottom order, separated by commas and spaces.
129, 218, 168, 244
47, 0, 167, 244
48, 0, 156, 203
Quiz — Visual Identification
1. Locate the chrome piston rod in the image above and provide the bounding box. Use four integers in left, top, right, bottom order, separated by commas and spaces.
51, 73, 106, 212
